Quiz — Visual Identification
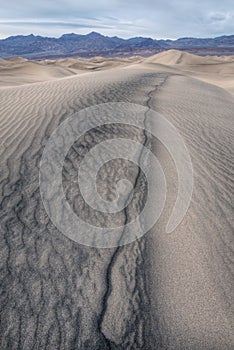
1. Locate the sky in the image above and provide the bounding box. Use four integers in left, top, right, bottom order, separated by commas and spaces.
0, 0, 233, 39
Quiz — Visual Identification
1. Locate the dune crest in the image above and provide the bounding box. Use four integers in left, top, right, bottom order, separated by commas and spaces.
145, 49, 234, 65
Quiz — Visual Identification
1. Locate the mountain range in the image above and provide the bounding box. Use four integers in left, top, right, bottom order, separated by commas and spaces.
0, 32, 234, 59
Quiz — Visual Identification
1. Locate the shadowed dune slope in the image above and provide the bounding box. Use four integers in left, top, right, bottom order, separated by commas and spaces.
0, 67, 233, 349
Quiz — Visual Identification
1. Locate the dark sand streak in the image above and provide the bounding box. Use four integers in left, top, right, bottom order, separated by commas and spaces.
0, 70, 174, 349
0, 68, 233, 349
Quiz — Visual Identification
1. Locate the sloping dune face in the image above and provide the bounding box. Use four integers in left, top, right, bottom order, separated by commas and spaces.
0, 56, 143, 86
1, 51, 233, 92
143, 50, 234, 94
0, 64, 233, 349
145, 49, 227, 65
0, 59, 78, 86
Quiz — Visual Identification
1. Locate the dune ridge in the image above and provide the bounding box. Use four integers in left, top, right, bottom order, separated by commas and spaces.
0, 53, 233, 349
1, 50, 234, 94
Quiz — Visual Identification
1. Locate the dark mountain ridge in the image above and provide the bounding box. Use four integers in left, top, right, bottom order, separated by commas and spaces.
0, 32, 233, 59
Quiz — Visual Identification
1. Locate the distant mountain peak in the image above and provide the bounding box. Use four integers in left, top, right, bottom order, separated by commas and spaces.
87, 31, 104, 37
60, 33, 82, 39
60, 33, 76, 37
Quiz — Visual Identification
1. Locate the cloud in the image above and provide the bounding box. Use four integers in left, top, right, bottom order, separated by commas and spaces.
0, 19, 111, 30
0, 0, 233, 39
209, 13, 227, 22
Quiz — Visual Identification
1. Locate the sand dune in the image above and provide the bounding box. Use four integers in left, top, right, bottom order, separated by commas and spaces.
1, 51, 233, 95
0, 53, 233, 349
7, 57, 29, 63
0, 59, 79, 86
145, 49, 233, 66
141, 50, 234, 94
0, 56, 142, 86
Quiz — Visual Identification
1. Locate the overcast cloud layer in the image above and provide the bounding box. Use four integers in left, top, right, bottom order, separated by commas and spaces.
0, 0, 233, 39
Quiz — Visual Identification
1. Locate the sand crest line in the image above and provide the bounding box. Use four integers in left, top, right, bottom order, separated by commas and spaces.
39, 102, 193, 247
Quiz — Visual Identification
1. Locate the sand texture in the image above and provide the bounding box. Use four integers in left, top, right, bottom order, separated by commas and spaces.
0, 50, 233, 349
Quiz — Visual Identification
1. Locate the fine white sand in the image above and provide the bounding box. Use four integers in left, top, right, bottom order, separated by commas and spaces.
143, 50, 234, 94
0, 51, 233, 349
1, 50, 233, 95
